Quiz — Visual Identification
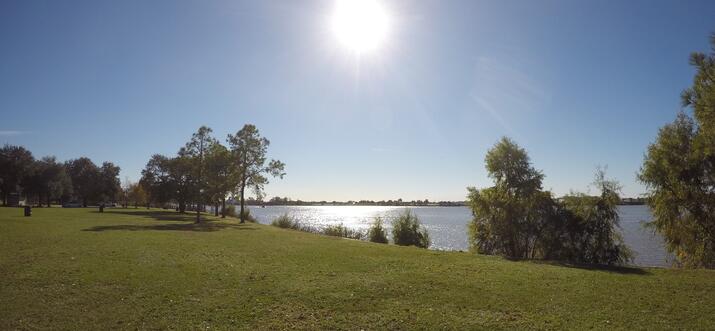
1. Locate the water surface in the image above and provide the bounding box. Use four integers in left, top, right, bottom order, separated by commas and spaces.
249, 205, 671, 267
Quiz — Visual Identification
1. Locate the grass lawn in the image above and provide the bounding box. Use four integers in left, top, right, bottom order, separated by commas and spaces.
0, 207, 713, 330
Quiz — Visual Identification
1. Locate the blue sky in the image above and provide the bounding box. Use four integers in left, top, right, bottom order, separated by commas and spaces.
1, 0, 713, 201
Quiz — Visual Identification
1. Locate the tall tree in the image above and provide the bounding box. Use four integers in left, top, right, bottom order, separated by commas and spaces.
467, 137, 547, 258
140, 154, 194, 212
98, 162, 121, 203
639, 34, 715, 268
557, 169, 631, 265
0, 145, 34, 205
205, 143, 236, 218
228, 124, 286, 223
22, 156, 70, 207
182, 126, 216, 223
65, 157, 100, 207
120, 178, 132, 208
39, 157, 72, 207
140, 154, 172, 208
20, 161, 42, 206
128, 181, 147, 208
168, 155, 195, 213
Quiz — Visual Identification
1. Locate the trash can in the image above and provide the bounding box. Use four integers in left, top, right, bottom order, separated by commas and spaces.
24, 206, 32, 217
99, 204, 104, 213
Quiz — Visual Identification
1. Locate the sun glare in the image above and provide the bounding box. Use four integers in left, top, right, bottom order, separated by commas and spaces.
331, 0, 390, 54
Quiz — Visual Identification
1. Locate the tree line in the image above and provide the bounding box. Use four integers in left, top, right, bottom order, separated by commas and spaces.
257, 196, 460, 206
139, 124, 285, 223
0, 145, 121, 207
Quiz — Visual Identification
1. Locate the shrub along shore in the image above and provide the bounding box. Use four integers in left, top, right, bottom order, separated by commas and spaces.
1, 207, 713, 329
271, 210, 430, 248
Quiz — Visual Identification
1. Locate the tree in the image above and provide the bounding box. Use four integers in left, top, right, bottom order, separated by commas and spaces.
140, 154, 172, 208
40, 157, 72, 207
98, 162, 121, 203
128, 182, 147, 208
467, 137, 547, 259
120, 178, 132, 208
140, 154, 194, 212
64, 158, 119, 206
182, 126, 216, 223
391, 210, 430, 248
468, 138, 630, 265
65, 158, 100, 207
228, 124, 286, 223
205, 143, 236, 218
639, 34, 715, 268
65, 157, 121, 207
556, 170, 631, 265
20, 161, 42, 206
367, 217, 389, 244
167, 155, 195, 213
23, 156, 70, 207
0, 145, 34, 205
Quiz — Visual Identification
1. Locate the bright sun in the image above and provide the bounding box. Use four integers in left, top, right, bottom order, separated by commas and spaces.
331, 0, 390, 54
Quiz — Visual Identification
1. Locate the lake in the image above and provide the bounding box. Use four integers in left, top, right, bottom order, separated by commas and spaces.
248, 205, 672, 267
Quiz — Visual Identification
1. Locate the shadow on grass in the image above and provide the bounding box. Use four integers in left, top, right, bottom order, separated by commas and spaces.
83, 222, 254, 232
93, 209, 212, 222
526, 259, 651, 275
84, 209, 254, 232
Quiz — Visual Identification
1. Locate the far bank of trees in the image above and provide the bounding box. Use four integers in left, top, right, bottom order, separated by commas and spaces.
0, 145, 121, 207
140, 124, 285, 223
467, 138, 631, 266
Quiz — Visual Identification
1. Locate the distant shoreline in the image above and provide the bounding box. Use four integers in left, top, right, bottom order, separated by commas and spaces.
243, 200, 646, 207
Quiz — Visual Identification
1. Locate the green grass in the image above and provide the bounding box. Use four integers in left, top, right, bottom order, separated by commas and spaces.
0, 207, 713, 330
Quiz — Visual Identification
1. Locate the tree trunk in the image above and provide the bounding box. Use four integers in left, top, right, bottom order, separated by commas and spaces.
240, 184, 246, 224
47, 193, 51, 208
221, 198, 226, 218
179, 201, 186, 213
195, 198, 201, 223
83, 198, 87, 208
214, 203, 219, 216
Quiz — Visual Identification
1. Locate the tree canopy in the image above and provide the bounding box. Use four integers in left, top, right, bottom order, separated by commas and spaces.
139, 124, 285, 220
228, 124, 286, 223
639, 34, 715, 268
469, 138, 630, 265
0, 145, 34, 205
0, 145, 119, 207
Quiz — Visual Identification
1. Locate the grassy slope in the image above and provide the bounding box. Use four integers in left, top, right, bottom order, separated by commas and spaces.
0, 207, 713, 330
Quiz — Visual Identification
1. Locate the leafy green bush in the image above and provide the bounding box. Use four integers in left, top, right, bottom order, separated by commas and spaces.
224, 205, 237, 217
468, 138, 631, 265
391, 210, 430, 248
223, 205, 256, 222
552, 170, 632, 265
367, 217, 388, 244
322, 223, 364, 240
240, 209, 257, 223
271, 213, 301, 229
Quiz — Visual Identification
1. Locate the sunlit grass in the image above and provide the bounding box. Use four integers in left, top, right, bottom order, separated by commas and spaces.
0, 207, 713, 329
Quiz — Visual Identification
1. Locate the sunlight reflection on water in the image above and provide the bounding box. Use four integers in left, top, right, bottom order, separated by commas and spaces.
249, 205, 671, 267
